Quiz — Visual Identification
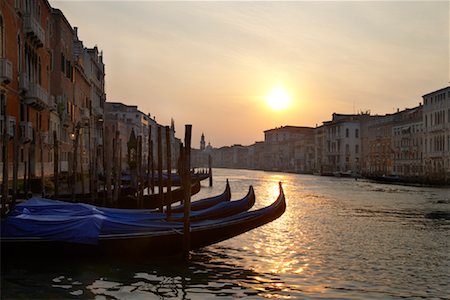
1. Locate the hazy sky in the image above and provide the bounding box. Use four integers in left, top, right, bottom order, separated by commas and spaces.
49, 1, 449, 147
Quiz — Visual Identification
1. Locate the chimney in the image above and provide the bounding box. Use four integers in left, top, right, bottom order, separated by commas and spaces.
74, 27, 78, 36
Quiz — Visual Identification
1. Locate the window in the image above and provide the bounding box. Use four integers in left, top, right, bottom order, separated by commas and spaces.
355, 129, 359, 138
345, 128, 349, 138
38, 57, 41, 84
61, 53, 65, 73
16, 35, 22, 72
355, 145, 359, 154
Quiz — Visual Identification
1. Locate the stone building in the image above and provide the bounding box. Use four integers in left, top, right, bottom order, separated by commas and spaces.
391, 106, 423, 177
365, 114, 395, 176
104, 102, 177, 173
1, 0, 52, 182
263, 126, 315, 173
422, 86, 450, 183
322, 114, 364, 175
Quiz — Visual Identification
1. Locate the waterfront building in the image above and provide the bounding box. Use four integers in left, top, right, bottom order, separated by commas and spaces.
313, 126, 324, 174
50, 8, 77, 173
391, 106, 423, 177
247, 141, 265, 170
80, 46, 105, 177
365, 114, 395, 176
104, 102, 177, 173
264, 126, 315, 173
322, 114, 365, 175
211, 144, 248, 169
422, 86, 450, 183
1, 0, 52, 182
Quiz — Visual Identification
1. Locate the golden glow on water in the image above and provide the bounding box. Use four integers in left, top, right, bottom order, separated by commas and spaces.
7, 169, 447, 300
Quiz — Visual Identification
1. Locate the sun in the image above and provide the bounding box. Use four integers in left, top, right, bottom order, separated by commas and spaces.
266, 86, 291, 111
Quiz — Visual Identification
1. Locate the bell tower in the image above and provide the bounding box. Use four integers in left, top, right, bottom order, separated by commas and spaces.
200, 133, 206, 151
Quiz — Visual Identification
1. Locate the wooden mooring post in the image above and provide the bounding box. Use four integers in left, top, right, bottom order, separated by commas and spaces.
104, 126, 112, 205
113, 130, 120, 205
208, 154, 213, 187
182, 124, 192, 260
147, 126, 154, 194
53, 131, 59, 197
157, 126, 163, 211
165, 126, 172, 218
12, 129, 19, 206
71, 126, 80, 202
137, 135, 143, 206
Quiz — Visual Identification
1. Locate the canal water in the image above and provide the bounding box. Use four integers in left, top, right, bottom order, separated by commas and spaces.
2, 168, 449, 299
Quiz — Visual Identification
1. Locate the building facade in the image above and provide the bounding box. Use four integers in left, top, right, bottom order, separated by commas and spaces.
422, 86, 450, 183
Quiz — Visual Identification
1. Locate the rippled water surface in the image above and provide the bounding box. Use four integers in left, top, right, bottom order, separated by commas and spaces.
2, 168, 450, 299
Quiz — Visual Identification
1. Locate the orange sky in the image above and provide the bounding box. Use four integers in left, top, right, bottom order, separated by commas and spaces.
50, 1, 449, 148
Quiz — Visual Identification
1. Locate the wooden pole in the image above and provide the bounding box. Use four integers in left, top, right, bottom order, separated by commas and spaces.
40, 133, 45, 197
53, 130, 59, 196
147, 125, 152, 195
118, 137, 122, 200
88, 120, 93, 203
112, 132, 117, 204
12, 128, 19, 206
93, 142, 99, 203
1, 99, 8, 216
165, 126, 172, 218
104, 126, 112, 204
150, 131, 155, 195
79, 129, 85, 195
209, 154, 213, 187
178, 143, 184, 205
71, 125, 80, 202
23, 161, 27, 196
157, 126, 163, 211
182, 124, 192, 260
27, 148, 31, 196
137, 135, 143, 206
113, 130, 120, 205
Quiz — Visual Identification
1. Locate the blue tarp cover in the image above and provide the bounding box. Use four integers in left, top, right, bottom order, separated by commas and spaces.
1, 198, 185, 244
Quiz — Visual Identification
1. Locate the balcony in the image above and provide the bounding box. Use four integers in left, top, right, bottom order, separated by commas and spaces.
23, 14, 45, 48
0, 58, 13, 84
24, 82, 49, 110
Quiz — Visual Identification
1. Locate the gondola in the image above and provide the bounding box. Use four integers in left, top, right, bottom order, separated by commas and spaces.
1, 183, 286, 257
170, 185, 254, 222
171, 179, 231, 213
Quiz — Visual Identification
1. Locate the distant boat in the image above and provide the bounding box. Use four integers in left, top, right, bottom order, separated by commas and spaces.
333, 171, 353, 178
1, 183, 286, 257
